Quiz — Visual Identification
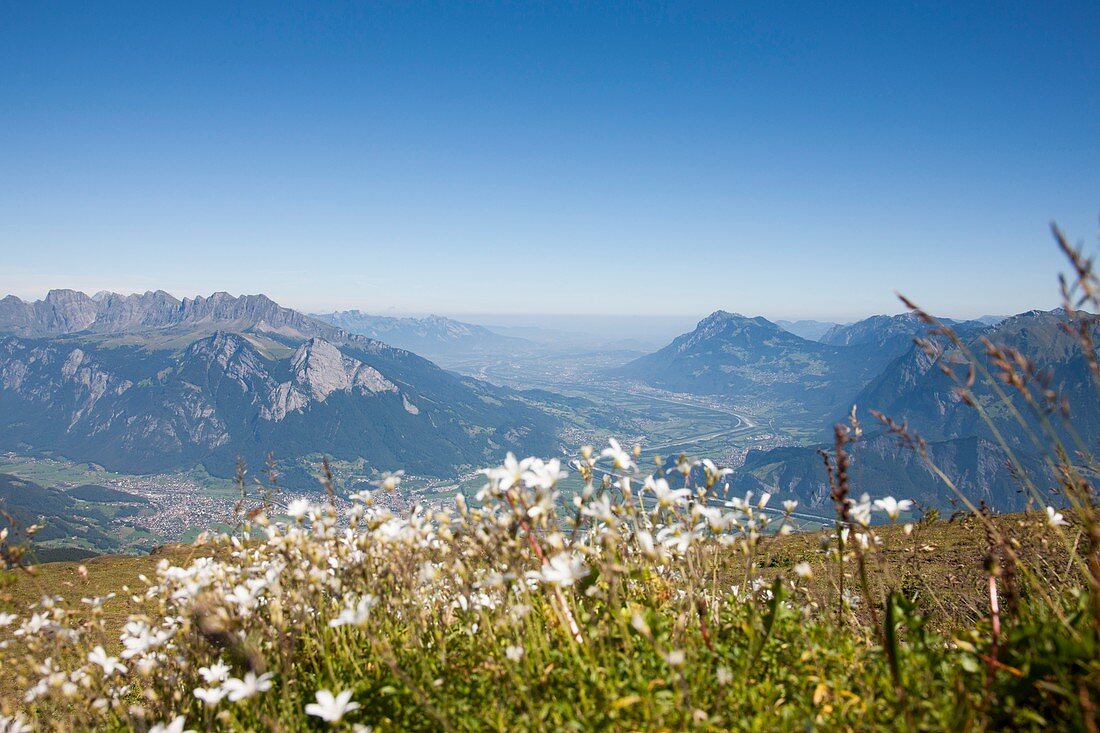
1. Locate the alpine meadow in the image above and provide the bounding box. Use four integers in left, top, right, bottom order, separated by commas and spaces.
2, 3, 1100, 732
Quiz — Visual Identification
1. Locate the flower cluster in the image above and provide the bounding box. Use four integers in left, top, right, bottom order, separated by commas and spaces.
0, 441, 924, 730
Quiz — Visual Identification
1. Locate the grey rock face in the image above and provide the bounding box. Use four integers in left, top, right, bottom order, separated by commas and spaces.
0, 290, 99, 337
290, 338, 397, 401
257, 338, 399, 421
0, 289, 561, 479
0, 290, 351, 343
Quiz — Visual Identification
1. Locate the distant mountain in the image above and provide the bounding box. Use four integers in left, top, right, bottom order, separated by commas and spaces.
728, 433, 1047, 513
312, 311, 528, 358
775, 319, 841, 341
0, 291, 562, 481
852, 309, 1100, 447
610, 311, 877, 417
821, 313, 988, 362
724, 308, 1100, 511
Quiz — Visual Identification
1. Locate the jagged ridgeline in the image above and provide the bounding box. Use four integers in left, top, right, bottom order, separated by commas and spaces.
0, 290, 558, 480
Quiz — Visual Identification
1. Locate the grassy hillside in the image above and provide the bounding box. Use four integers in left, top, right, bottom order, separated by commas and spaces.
0, 465, 1093, 731
0, 512, 1067, 649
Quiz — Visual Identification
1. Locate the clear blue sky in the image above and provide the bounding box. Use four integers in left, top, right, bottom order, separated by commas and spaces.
2, 2, 1098, 320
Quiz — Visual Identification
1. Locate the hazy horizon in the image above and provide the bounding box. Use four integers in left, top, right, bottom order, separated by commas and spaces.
0, 284, 1050, 336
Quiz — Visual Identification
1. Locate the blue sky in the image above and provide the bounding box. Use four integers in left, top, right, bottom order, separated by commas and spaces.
1, 2, 1098, 321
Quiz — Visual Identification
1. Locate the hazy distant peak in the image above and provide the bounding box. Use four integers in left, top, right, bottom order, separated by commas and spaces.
820, 312, 939, 347
693, 310, 779, 333
775, 319, 842, 341
312, 310, 524, 358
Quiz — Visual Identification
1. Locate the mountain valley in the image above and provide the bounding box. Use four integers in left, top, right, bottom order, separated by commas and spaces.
1, 289, 1095, 553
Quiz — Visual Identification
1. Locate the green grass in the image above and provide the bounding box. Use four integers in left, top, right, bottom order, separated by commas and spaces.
1, 504, 1093, 731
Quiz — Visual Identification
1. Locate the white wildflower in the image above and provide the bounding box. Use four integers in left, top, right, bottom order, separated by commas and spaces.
329, 595, 379, 628
194, 686, 228, 706
198, 660, 231, 684
480, 453, 533, 493
527, 553, 589, 587
148, 716, 194, 733
1046, 505, 1069, 528
645, 476, 691, 509
700, 459, 732, 484
656, 524, 694, 555
223, 671, 274, 702
522, 458, 567, 491
305, 689, 361, 723
849, 499, 873, 527
581, 494, 614, 523
0, 714, 32, 733
378, 470, 404, 492
87, 646, 126, 677
286, 498, 312, 520
873, 496, 913, 521
600, 438, 636, 472
14, 612, 48, 637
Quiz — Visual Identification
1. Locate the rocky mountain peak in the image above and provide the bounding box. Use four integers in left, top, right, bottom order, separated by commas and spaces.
682, 311, 785, 350
291, 338, 397, 401
698, 310, 739, 325
44, 288, 94, 305
187, 330, 248, 363
40, 290, 99, 333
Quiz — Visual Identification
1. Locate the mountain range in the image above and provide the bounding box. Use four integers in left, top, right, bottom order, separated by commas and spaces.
0, 291, 560, 482
312, 311, 527, 361
2, 287, 1094, 517
851, 309, 1100, 447
820, 313, 987, 352
0, 289, 343, 342
610, 311, 921, 419
628, 308, 1097, 511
